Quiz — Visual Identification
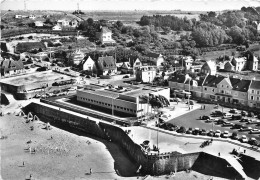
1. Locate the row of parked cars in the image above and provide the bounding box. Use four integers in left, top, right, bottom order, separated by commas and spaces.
156, 120, 259, 147
198, 109, 260, 146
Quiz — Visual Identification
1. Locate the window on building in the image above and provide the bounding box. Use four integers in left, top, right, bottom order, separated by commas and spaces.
221, 90, 224, 93
257, 97, 259, 101
252, 90, 255, 93
251, 96, 254, 100
120, 107, 123, 109
257, 91, 260, 95
212, 89, 215, 92
204, 87, 207, 91
221, 85, 224, 88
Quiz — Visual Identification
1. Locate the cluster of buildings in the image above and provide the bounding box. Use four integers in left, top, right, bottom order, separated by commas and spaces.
169, 74, 260, 109
218, 56, 258, 72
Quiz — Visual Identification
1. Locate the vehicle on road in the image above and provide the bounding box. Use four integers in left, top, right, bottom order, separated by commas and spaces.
223, 114, 232, 118
207, 130, 214, 137
192, 128, 200, 135
222, 122, 234, 127
199, 129, 207, 136
212, 111, 226, 117
214, 130, 221, 137
217, 119, 227, 125
229, 109, 239, 114
201, 115, 211, 120
222, 131, 230, 138
239, 127, 253, 131
249, 129, 260, 134
241, 111, 248, 116
177, 126, 186, 133
232, 123, 246, 129
240, 118, 250, 122
240, 135, 248, 143
248, 138, 258, 145
232, 114, 242, 120
186, 127, 193, 134
231, 132, 239, 140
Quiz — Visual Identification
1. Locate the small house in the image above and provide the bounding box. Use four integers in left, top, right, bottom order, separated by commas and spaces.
201, 61, 216, 75
146, 52, 164, 67
96, 27, 115, 44
96, 56, 117, 76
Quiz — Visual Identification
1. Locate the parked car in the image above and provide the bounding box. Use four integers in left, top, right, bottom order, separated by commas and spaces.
207, 129, 214, 137
222, 131, 230, 138
222, 122, 234, 127
199, 129, 207, 136
212, 111, 226, 117
186, 127, 193, 134
176, 126, 186, 133
173, 98, 182, 102
240, 135, 248, 143
232, 123, 246, 129
214, 130, 221, 137
248, 138, 258, 145
232, 114, 242, 120
231, 132, 239, 140
217, 119, 226, 125
240, 118, 250, 122
192, 128, 200, 135
201, 115, 211, 120
223, 114, 232, 118
249, 129, 260, 134
241, 111, 248, 116
240, 127, 252, 131
229, 109, 239, 114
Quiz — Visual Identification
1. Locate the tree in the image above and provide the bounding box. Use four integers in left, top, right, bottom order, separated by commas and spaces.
87, 18, 94, 25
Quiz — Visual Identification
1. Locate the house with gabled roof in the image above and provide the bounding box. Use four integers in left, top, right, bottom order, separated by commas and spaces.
83, 56, 95, 72
231, 57, 247, 71
201, 61, 216, 75
146, 52, 164, 67
223, 61, 235, 71
96, 26, 115, 44
96, 56, 117, 76
0, 58, 24, 77
201, 74, 225, 100
229, 78, 251, 105
247, 56, 259, 71
248, 80, 260, 108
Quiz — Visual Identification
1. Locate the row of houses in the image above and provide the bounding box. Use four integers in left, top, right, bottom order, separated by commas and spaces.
169, 74, 260, 109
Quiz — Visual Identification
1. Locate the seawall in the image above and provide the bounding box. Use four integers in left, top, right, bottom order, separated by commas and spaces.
24, 102, 245, 179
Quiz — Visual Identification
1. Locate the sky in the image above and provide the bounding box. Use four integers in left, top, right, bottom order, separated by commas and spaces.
1, 0, 260, 11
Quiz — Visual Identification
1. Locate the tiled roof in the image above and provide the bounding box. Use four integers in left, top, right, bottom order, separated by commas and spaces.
169, 74, 186, 83
202, 75, 225, 87
250, 80, 260, 90
230, 78, 251, 92
97, 56, 116, 71
102, 27, 111, 33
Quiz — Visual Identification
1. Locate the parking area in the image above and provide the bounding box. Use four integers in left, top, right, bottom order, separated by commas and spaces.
162, 100, 260, 144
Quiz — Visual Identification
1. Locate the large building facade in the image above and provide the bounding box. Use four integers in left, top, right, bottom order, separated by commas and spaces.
77, 84, 170, 117
169, 74, 258, 108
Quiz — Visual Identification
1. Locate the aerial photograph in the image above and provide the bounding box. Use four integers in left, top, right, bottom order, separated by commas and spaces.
1, 0, 260, 179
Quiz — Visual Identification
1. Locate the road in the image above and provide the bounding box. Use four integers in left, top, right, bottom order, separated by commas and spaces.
167, 103, 260, 142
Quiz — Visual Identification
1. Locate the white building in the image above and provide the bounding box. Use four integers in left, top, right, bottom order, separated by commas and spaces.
29, 14, 36, 19
77, 83, 170, 118
201, 61, 217, 75
34, 21, 44, 27
147, 53, 165, 67
52, 25, 62, 31
136, 66, 156, 83
57, 19, 70, 27
96, 27, 115, 44
83, 56, 95, 71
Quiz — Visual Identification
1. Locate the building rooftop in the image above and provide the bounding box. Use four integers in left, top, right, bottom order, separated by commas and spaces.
79, 84, 168, 99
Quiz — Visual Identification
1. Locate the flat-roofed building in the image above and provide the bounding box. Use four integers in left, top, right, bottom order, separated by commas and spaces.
77, 83, 170, 117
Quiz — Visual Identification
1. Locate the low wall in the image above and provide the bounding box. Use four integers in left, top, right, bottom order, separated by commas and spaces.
24, 102, 246, 178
